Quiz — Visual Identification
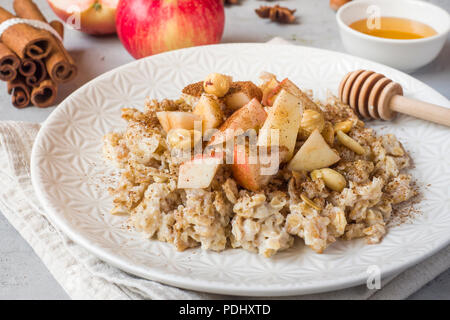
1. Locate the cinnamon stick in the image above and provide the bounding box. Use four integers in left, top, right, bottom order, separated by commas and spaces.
7, 76, 31, 108
31, 78, 57, 108
18, 58, 35, 77
0, 7, 51, 60
0, 42, 20, 81
13, 0, 46, 21
13, 0, 77, 83
49, 20, 64, 40
19, 58, 46, 87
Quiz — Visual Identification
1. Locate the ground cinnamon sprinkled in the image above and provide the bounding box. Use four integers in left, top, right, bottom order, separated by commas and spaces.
181, 81, 204, 97
83, 162, 120, 195
226, 81, 263, 100
388, 180, 422, 227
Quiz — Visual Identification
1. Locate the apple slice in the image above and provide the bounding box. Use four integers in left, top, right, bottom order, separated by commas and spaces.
287, 129, 340, 172
232, 144, 288, 192
193, 94, 224, 131
208, 98, 267, 146
156, 111, 201, 133
223, 81, 263, 111
257, 89, 303, 159
177, 153, 223, 189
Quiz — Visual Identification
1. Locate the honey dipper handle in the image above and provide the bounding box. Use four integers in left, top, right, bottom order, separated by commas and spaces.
390, 95, 450, 127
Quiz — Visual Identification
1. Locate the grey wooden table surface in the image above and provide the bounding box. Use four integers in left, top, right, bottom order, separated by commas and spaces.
0, 0, 449, 300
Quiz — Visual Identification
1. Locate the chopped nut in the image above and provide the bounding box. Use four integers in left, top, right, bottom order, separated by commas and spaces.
299, 109, 325, 139
334, 120, 353, 133
167, 128, 201, 150
311, 168, 347, 192
203, 73, 232, 97
336, 130, 366, 155
301, 193, 322, 211
321, 121, 335, 145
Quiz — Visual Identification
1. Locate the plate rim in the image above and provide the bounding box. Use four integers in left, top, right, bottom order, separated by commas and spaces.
30, 43, 450, 296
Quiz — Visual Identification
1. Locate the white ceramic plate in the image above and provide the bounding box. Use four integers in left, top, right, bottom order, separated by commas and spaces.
31, 44, 450, 296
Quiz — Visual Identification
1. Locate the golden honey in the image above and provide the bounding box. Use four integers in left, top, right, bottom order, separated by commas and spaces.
349, 17, 437, 40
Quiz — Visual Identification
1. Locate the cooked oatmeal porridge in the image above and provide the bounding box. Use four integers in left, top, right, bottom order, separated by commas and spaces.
102, 72, 416, 258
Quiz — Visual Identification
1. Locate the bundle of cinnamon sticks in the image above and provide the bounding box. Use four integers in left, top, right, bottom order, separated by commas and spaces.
0, 0, 77, 108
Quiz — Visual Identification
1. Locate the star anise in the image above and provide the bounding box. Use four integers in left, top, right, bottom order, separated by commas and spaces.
255, 5, 297, 24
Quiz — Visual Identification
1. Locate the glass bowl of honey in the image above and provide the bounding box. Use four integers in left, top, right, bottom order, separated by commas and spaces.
336, 0, 450, 72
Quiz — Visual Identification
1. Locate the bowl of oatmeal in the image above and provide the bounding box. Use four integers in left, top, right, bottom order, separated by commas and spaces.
30, 44, 450, 296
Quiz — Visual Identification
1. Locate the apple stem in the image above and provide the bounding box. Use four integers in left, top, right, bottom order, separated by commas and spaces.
93, 2, 102, 11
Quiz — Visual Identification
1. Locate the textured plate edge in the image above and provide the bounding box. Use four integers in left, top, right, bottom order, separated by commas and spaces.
30, 43, 450, 297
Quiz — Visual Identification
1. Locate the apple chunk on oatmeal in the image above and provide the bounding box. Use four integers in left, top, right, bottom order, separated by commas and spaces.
102, 72, 416, 258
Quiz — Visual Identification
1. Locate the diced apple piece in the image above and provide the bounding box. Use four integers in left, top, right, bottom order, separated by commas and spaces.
278, 78, 321, 111
264, 82, 283, 107
193, 94, 224, 131
177, 153, 223, 189
232, 144, 288, 192
208, 98, 267, 146
156, 112, 170, 132
287, 129, 340, 172
257, 89, 303, 160
166, 112, 201, 131
156, 111, 201, 133
263, 78, 321, 112
261, 77, 280, 106
224, 81, 263, 111
259, 71, 277, 83
181, 81, 204, 107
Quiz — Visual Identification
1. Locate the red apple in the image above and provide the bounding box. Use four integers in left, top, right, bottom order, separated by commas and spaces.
47, 0, 118, 35
116, 0, 225, 59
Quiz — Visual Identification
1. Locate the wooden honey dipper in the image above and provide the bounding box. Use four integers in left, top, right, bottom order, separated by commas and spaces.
338, 70, 450, 127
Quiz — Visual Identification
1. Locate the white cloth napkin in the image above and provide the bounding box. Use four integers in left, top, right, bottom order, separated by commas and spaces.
0, 39, 449, 300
